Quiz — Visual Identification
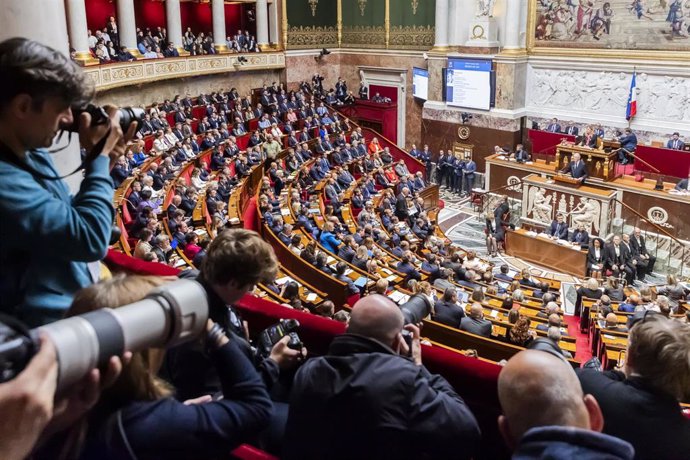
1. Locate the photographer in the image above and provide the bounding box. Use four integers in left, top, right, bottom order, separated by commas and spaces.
0, 38, 136, 326
164, 229, 307, 452
44, 275, 272, 460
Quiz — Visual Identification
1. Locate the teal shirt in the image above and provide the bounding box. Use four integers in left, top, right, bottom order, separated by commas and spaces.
0, 150, 114, 325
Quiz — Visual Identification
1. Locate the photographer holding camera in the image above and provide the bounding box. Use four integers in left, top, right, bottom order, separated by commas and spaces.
0, 37, 137, 327
164, 229, 307, 453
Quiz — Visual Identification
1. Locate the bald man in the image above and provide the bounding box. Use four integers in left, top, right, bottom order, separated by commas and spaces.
283, 295, 481, 460
498, 350, 634, 459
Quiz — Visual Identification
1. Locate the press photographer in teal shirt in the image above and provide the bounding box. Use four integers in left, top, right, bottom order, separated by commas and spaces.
0, 38, 135, 326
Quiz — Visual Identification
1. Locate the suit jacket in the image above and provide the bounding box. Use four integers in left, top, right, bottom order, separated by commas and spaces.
576, 369, 690, 460
578, 134, 598, 148
629, 235, 649, 256
565, 125, 579, 136
459, 317, 492, 338
562, 160, 588, 180
666, 139, 685, 150
433, 300, 466, 329
547, 220, 569, 240
514, 149, 530, 162
570, 229, 589, 245
604, 243, 628, 268
546, 123, 561, 133
675, 178, 690, 191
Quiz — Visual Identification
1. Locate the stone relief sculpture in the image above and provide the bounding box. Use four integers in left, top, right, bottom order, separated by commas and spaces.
527, 68, 689, 123
476, 0, 496, 17
569, 197, 601, 234
527, 187, 553, 224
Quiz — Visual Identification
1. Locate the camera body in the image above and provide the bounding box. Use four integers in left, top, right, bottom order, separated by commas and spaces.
68, 104, 145, 134
257, 319, 303, 357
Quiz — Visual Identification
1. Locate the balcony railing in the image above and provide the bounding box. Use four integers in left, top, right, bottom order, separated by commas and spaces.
85, 51, 286, 92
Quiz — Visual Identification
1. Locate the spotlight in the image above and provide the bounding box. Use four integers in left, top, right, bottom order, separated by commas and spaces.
237, 56, 248, 64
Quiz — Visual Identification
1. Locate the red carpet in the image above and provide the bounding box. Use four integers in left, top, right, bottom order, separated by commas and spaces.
564, 315, 592, 363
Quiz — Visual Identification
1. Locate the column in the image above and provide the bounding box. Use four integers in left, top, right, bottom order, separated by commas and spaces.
116, 0, 140, 56
502, 0, 522, 50
432, 0, 449, 50
268, 0, 280, 48
0, 0, 83, 191
256, 0, 269, 50
212, 0, 228, 53
65, 0, 98, 65
166, 0, 184, 53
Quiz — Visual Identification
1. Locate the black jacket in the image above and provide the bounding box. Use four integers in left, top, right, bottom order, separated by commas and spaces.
577, 369, 690, 460
283, 334, 481, 460
433, 299, 466, 328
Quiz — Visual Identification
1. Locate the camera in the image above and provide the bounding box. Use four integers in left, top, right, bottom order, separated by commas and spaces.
401, 329, 413, 357
68, 104, 145, 134
0, 279, 208, 390
461, 112, 473, 124
256, 319, 303, 358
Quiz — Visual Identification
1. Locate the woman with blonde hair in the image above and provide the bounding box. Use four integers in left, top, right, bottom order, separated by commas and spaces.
55, 275, 271, 460
507, 316, 534, 347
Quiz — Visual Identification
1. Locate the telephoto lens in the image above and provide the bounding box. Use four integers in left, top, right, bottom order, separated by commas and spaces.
39, 279, 208, 390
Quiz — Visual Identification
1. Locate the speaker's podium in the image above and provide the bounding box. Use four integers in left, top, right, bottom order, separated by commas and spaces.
353, 99, 398, 144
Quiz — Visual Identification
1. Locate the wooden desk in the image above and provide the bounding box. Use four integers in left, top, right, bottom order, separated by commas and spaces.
556, 143, 618, 182
506, 229, 588, 278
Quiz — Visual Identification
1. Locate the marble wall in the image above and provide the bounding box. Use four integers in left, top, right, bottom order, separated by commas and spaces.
495, 59, 527, 111
421, 108, 521, 173
96, 69, 283, 107
525, 60, 690, 138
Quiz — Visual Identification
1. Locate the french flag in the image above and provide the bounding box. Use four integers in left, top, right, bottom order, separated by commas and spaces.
626, 71, 637, 121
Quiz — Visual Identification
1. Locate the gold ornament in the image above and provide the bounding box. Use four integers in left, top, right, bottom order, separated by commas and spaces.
309, 0, 318, 17
358, 0, 367, 16
411, 0, 419, 14
458, 126, 471, 140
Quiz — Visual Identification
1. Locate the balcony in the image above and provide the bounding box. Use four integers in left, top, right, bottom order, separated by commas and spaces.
84, 52, 286, 92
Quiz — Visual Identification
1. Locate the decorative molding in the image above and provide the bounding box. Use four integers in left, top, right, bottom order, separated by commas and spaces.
357, 0, 367, 16
389, 25, 434, 50
308, 0, 318, 16
287, 25, 338, 49
86, 53, 286, 92
411, 0, 419, 15
341, 25, 386, 48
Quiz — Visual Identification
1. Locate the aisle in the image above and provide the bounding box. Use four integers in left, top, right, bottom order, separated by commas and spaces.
564, 315, 592, 363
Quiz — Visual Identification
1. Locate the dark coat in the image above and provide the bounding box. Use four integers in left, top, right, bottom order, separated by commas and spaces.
283, 334, 481, 460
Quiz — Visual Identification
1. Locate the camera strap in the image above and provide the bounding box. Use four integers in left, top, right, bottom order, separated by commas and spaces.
0, 126, 111, 181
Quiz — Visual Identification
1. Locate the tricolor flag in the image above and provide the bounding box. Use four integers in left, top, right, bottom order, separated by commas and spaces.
626, 71, 637, 121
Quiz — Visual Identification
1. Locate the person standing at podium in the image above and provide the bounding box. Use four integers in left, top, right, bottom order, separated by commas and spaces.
560, 152, 589, 183
547, 214, 569, 240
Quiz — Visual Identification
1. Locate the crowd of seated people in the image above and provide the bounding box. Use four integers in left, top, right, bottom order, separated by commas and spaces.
83, 19, 260, 64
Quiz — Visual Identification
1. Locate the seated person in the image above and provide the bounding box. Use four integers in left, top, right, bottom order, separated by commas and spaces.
666, 132, 685, 150
546, 214, 569, 240
433, 288, 466, 328
560, 152, 588, 183
511, 144, 530, 163
498, 350, 634, 460
577, 314, 690, 459
459, 303, 492, 338
570, 222, 589, 246
602, 313, 627, 332
674, 170, 690, 192
616, 128, 637, 165
576, 126, 598, 149
56, 275, 272, 459
536, 313, 565, 335
587, 238, 605, 276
